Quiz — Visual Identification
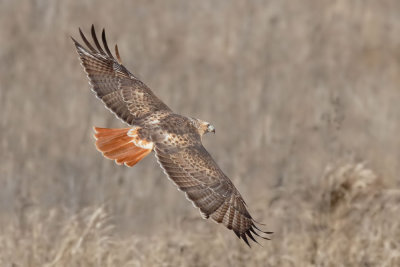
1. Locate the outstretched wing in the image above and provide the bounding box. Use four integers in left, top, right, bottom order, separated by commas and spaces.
155, 144, 272, 246
72, 25, 172, 125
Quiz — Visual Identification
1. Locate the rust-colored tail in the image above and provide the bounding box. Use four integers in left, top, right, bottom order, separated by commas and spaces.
93, 127, 152, 167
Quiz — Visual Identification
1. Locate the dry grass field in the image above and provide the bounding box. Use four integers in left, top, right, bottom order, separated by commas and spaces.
1, 0, 400, 266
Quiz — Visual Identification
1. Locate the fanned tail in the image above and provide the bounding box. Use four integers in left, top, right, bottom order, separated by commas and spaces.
93, 127, 152, 167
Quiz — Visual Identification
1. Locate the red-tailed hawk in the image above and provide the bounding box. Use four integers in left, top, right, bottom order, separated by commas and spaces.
72, 25, 272, 246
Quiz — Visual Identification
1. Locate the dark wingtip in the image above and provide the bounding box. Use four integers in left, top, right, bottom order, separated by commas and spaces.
91, 24, 105, 54
79, 27, 96, 52
246, 230, 259, 245
90, 24, 95, 36
241, 233, 251, 247
101, 28, 115, 59
234, 222, 272, 247
70, 36, 78, 44
253, 222, 270, 234
250, 227, 271, 240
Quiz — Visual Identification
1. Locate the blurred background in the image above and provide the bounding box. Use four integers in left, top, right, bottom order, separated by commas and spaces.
1, 0, 400, 266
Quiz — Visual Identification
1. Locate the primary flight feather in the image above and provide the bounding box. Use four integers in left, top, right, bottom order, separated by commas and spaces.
72, 25, 272, 246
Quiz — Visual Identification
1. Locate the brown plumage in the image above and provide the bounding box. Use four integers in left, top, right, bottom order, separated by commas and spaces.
72, 25, 272, 246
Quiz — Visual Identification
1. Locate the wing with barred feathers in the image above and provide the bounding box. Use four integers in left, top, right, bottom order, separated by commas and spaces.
154, 144, 272, 246
72, 25, 172, 126
72, 25, 272, 247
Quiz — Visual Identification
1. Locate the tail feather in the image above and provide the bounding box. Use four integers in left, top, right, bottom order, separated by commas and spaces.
125, 153, 148, 166
93, 127, 152, 167
97, 136, 133, 152
103, 142, 136, 158
116, 149, 149, 166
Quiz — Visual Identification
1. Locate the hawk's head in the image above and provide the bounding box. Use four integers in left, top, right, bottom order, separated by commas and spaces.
191, 118, 215, 136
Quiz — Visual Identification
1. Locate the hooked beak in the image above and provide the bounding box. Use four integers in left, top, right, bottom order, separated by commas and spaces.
208, 124, 216, 134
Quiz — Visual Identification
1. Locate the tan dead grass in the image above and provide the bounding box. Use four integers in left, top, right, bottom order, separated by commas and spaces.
1, 0, 400, 266
0, 164, 399, 266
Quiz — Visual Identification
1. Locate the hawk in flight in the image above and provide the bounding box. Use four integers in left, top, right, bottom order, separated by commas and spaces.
72, 25, 272, 246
